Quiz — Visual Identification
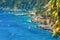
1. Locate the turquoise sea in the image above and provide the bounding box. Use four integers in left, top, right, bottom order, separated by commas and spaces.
0, 10, 59, 40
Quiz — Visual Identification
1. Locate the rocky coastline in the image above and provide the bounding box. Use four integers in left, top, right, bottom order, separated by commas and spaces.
30, 14, 55, 32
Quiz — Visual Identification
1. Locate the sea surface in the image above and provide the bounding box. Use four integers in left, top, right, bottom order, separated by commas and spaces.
0, 10, 59, 40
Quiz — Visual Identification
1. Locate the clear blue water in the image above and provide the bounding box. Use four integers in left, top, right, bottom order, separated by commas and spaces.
0, 11, 59, 40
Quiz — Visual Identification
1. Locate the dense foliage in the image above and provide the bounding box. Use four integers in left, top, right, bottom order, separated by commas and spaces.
0, 0, 49, 11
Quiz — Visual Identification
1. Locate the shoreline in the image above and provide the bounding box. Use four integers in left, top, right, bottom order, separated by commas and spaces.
30, 14, 54, 32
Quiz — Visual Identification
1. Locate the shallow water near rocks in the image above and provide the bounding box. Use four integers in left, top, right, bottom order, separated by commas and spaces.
0, 11, 60, 40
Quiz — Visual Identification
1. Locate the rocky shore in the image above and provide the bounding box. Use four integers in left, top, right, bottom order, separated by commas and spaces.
30, 14, 55, 32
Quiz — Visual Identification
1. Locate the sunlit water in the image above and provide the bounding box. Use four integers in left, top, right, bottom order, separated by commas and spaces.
0, 11, 59, 40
